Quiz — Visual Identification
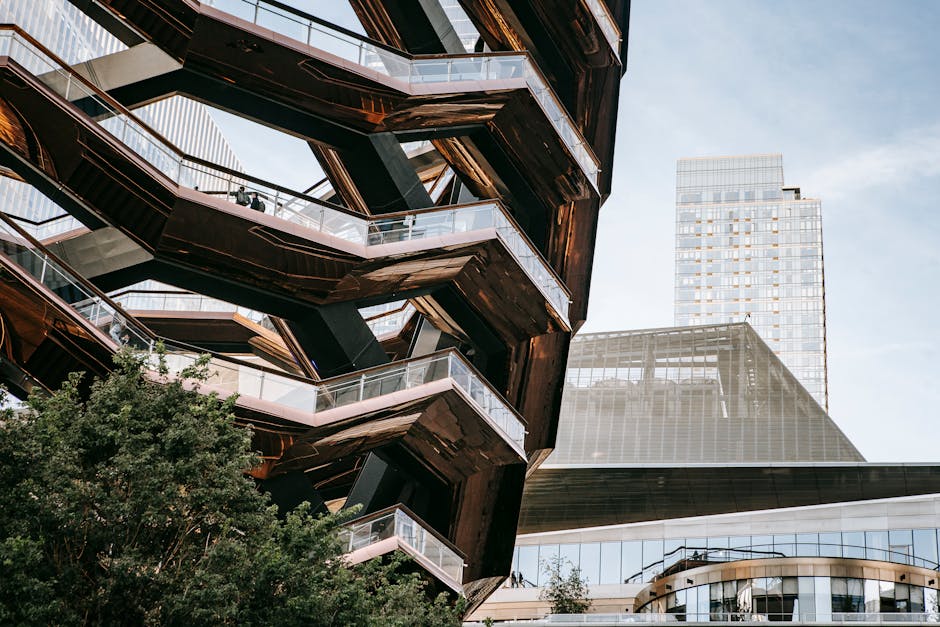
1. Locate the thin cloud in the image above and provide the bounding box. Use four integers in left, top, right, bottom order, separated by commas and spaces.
805, 124, 940, 199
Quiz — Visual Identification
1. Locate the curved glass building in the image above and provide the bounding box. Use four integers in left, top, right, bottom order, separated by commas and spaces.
470, 326, 940, 623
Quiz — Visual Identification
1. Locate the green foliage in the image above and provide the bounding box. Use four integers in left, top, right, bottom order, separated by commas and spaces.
0, 349, 463, 626
539, 554, 592, 615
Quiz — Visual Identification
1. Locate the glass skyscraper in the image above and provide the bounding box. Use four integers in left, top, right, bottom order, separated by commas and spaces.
674, 154, 828, 409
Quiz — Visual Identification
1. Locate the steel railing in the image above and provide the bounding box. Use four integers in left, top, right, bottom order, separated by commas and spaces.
581, 0, 622, 55
542, 613, 940, 625
0, 27, 570, 327
339, 505, 465, 584
0, 215, 527, 454
111, 286, 268, 325
201, 0, 601, 187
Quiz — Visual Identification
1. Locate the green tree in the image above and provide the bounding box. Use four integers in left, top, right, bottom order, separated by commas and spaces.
0, 349, 463, 626
539, 554, 591, 615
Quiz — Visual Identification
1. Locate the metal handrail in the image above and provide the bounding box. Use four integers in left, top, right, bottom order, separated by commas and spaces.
339, 505, 465, 584
539, 613, 940, 625
341, 502, 465, 560
111, 289, 268, 325
581, 0, 623, 55
199, 0, 601, 187
622, 545, 940, 584
0, 26, 570, 324
0, 211, 527, 451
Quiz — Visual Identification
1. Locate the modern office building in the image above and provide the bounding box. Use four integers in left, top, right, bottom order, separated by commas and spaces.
674, 155, 828, 410
470, 326, 940, 622
0, 0, 629, 612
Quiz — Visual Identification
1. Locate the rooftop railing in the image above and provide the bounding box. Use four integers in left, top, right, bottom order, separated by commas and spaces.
0, 27, 569, 327
339, 505, 465, 586
201, 0, 601, 188
0, 213, 526, 455
622, 545, 940, 585
531, 613, 940, 625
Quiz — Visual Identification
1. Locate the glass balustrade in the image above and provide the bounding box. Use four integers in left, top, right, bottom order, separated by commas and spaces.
0, 214, 526, 452
312, 352, 526, 449
156, 349, 527, 453
339, 507, 464, 585
112, 288, 267, 324
582, 0, 622, 55
201, 0, 600, 187
0, 216, 153, 351
366, 203, 570, 325
545, 613, 940, 624
0, 28, 570, 326
9, 213, 82, 240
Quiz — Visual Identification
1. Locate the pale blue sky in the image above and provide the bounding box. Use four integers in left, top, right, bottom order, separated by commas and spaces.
211, 1, 940, 461
588, 0, 940, 461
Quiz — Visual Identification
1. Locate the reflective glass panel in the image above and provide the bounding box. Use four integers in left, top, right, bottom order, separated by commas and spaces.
537, 544, 559, 586
797, 533, 820, 557
866, 530, 889, 561
814, 576, 832, 621
889, 529, 914, 565
517, 546, 538, 587
864, 579, 880, 612
914, 529, 939, 569
819, 532, 842, 557
774, 534, 796, 557
924, 588, 937, 617
664, 538, 683, 569
559, 543, 580, 578
580, 542, 600, 585
599, 542, 621, 584
643, 539, 664, 580
843, 532, 865, 559
797, 576, 816, 620
622, 541, 642, 583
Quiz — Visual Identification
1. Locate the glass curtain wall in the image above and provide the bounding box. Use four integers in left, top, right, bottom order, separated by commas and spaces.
674, 155, 828, 410
639, 577, 938, 621
508, 528, 940, 588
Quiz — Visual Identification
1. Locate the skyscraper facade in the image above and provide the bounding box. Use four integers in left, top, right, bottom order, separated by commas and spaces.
674, 155, 828, 409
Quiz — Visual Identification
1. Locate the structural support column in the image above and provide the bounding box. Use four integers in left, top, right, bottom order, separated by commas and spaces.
309, 133, 434, 214
287, 302, 389, 378
350, 0, 466, 55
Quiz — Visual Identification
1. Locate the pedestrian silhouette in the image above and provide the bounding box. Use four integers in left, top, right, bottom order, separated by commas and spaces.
231, 185, 250, 206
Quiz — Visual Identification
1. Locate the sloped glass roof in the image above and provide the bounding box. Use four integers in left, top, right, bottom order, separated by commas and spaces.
549, 323, 862, 464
